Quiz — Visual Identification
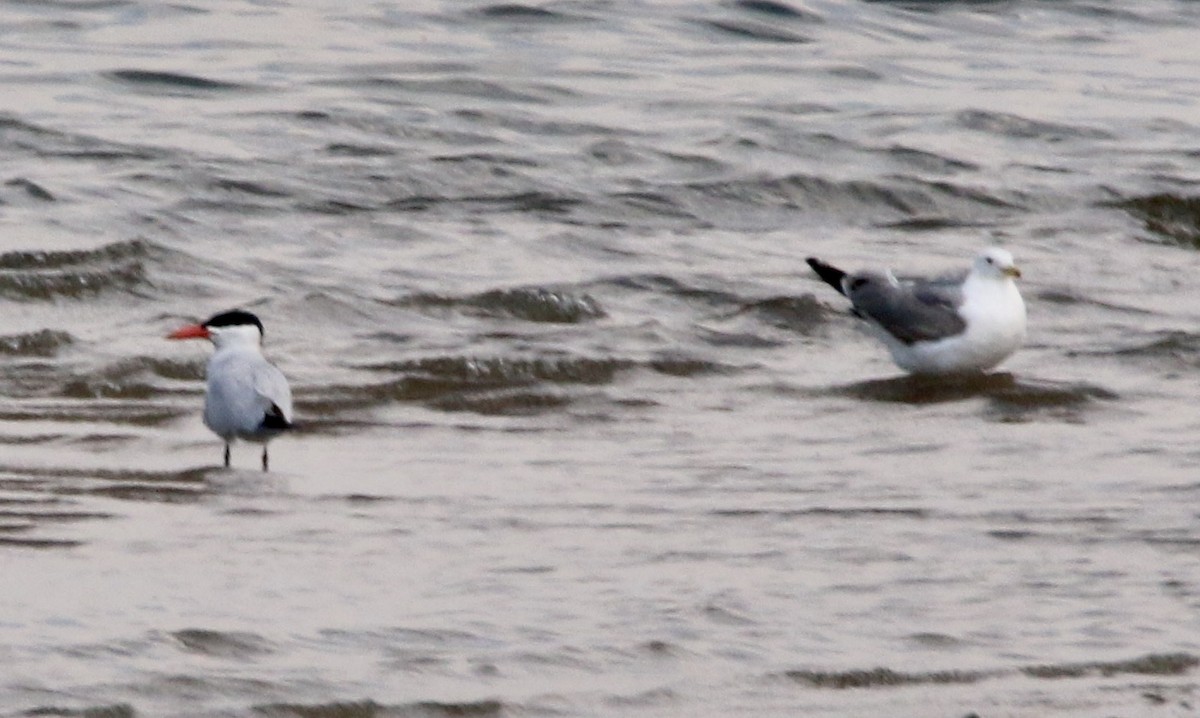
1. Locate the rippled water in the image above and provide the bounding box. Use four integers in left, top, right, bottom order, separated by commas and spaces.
3, 0, 1200, 716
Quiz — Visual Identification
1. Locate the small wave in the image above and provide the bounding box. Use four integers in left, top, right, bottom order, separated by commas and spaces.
881, 217, 988, 231
675, 172, 1019, 227
472, 4, 573, 21
701, 0, 822, 43
254, 700, 382, 718
1101, 330, 1200, 367
106, 69, 248, 92
781, 652, 1199, 691
325, 142, 395, 157
2, 467, 208, 513
0, 114, 161, 161
45, 466, 210, 485
957, 109, 1114, 141
0, 402, 184, 427
0, 238, 148, 270
59, 379, 158, 401
786, 666, 987, 688
54, 356, 202, 400
209, 177, 292, 198
0, 239, 151, 301
640, 639, 681, 656
4, 177, 56, 201
410, 700, 505, 716
0, 329, 73, 357
254, 699, 504, 718
834, 372, 1015, 404
374, 355, 625, 387
429, 389, 573, 415
648, 356, 732, 377
387, 191, 581, 214
985, 379, 1118, 423
316, 493, 396, 504
1021, 652, 1198, 679
987, 528, 1037, 541
698, 18, 811, 43
832, 372, 1116, 419
397, 286, 605, 323
451, 108, 610, 136
606, 274, 741, 307
368, 354, 731, 386
170, 628, 275, 659
304, 199, 376, 214
684, 173, 904, 211
906, 632, 965, 648
337, 76, 554, 104
0, 503, 115, 552
17, 703, 134, 717
68, 483, 204, 504
1108, 193, 1200, 248
316, 353, 727, 416
712, 506, 928, 520
736, 294, 828, 333
699, 326, 783, 348
0, 508, 116, 524
301, 356, 621, 417
732, 0, 822, 21
883, 144, 978, 173
0, 536, 85, 549
609, 191, 697, 222
0, 264, 145, 300
431, 151, 540, 168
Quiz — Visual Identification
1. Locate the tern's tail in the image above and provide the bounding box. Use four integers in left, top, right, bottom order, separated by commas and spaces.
806, 257, 848, 296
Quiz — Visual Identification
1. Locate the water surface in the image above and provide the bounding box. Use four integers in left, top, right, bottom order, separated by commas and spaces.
2, 1, 1200, 716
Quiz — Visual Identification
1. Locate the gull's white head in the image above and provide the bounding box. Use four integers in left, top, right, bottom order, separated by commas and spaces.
168, 309, 265, 350
973, 247, 1021, 280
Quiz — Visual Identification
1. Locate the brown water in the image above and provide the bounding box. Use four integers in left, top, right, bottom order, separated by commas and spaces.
2, 1, 1200, 716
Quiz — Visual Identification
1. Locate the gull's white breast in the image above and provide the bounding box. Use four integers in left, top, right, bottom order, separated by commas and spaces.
884, 274, 1025, 375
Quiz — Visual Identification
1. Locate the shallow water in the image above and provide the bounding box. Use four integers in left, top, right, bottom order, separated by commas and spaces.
2, 0, 1200, 716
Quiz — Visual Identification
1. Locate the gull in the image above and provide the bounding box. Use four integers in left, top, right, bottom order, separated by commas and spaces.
167, 309, 293, 470
806, 247, 1026, 375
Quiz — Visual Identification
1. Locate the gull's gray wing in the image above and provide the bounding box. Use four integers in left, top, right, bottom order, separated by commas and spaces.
844, 271, 967, 345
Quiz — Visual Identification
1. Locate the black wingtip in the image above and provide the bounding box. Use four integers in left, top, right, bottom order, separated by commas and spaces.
806, 257, 848, 296
260, 403, 292, 431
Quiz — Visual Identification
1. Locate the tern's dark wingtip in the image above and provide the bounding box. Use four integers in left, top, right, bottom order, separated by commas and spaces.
260, 402, 292, 431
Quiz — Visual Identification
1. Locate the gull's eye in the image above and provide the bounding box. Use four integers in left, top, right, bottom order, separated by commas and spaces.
985, 257, 994, 264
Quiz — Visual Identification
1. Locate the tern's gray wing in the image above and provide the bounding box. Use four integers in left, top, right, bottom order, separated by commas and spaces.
844, 271, 967, 345
253, 361, 294, 424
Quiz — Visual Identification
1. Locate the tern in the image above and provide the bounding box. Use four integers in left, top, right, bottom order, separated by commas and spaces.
168, 309, 294, 470
806, 247, 1026, 375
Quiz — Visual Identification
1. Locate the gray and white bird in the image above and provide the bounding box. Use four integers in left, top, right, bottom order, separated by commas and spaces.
806, 248, 1026, 376
168, 309, 294, 470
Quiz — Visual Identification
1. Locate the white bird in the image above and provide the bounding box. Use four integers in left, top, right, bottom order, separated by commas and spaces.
167, 309, 294, 470
806, 247, 1026, 376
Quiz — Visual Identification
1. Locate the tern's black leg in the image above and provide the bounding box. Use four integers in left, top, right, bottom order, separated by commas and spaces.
262, 446, 269, 472
224, 443, 231, 468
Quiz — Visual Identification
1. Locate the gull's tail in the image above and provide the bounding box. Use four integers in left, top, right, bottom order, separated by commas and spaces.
806, 257, 848, 296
